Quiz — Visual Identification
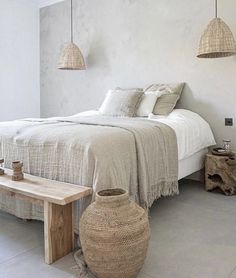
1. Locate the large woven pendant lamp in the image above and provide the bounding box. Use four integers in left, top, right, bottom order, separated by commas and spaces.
58, 0, 86, 70
197, 0, 236, 58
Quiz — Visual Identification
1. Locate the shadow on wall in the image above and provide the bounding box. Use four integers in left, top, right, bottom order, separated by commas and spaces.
86, 38, 110, 71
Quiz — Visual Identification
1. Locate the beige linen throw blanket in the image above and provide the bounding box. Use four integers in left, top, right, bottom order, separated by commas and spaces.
0, 115, 178, 232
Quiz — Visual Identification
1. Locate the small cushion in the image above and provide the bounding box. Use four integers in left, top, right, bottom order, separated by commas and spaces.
136, 93, 159, 117
99, 89, 143, 117
145, 83, 185, 115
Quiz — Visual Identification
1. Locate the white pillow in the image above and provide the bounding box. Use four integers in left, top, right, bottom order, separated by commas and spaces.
136, 94, 157, 117
146, 90, 165, 97
136, 91, 163, 117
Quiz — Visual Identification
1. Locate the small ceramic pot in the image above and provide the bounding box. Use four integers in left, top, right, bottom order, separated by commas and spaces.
12, 161, 24, 181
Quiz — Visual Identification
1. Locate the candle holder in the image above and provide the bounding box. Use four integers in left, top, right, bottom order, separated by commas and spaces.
0, 159, 4, 175
12, 161, 24, 181
223, 139, 231, 152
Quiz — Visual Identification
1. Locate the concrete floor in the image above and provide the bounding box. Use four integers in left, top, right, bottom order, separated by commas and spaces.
0, 179, 236, 278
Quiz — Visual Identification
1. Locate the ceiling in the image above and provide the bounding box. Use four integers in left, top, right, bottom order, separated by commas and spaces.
37, 0, 64, 8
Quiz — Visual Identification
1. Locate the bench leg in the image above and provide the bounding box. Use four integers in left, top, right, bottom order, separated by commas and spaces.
44, 201, 73, 264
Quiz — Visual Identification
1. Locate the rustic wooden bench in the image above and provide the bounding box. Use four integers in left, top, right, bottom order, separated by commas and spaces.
0, 168, 92, 264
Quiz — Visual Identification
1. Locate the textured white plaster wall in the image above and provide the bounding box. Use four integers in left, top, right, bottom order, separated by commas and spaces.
0, 0, 40, 121
41, 0, 236, 148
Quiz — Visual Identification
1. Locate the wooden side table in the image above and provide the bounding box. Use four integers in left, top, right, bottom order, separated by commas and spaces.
205, 153, 236, 195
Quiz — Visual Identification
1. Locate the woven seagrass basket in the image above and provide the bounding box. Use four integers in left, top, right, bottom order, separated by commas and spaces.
79, 188, 150, 278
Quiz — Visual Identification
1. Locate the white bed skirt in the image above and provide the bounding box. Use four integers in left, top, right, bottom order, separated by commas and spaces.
178, 148, 207, 180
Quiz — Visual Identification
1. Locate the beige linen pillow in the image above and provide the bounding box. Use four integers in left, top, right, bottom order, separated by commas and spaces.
145, 83, 185, 115
99, 88, 143, 117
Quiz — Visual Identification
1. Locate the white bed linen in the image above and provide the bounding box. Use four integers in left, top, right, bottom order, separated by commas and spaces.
77, 109, 216, 161
148, 109, 216, 160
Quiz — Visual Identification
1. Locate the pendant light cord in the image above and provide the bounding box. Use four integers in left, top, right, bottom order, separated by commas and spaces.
71, 0, 73, 42
215, 0, 218, 18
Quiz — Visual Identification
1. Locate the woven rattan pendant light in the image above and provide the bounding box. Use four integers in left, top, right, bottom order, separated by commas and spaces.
58, 0, 86, 70
197, 0, 236, 58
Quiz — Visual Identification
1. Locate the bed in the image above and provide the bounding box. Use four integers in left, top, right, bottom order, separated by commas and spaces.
0, 108, 215, 232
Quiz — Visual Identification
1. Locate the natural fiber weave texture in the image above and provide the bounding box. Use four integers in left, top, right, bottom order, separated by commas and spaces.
58, 42, 86, 70
197, 18, 236, 58
79, 189, 150, 278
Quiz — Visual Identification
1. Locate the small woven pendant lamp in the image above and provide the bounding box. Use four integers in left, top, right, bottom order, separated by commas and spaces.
197, 0, 236, 58
58, 0, 86, 70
